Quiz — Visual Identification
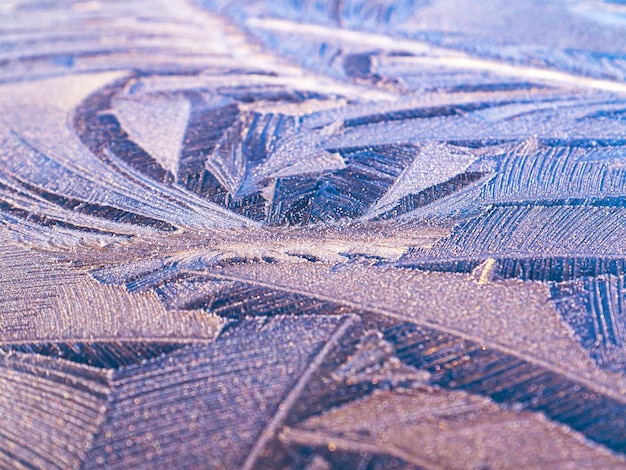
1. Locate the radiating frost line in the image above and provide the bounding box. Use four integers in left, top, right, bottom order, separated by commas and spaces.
279, 427, 445, 470
0, 337, 219, 347
209, 272, 626, 405
242, 316, 357, 470
247, 17, 626, 94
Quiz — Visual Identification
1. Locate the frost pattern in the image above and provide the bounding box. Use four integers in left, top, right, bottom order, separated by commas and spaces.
2, 0, 626, 468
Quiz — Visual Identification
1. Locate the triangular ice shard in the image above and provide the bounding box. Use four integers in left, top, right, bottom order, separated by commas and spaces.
366, 142, 477, 218
262, 147, 346, 179
113, 95, 191, 178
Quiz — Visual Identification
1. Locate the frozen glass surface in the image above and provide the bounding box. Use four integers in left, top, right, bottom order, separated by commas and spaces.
1, 0, 626, 468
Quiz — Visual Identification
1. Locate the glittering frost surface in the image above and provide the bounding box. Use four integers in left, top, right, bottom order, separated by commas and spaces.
2, 0, 626, 468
